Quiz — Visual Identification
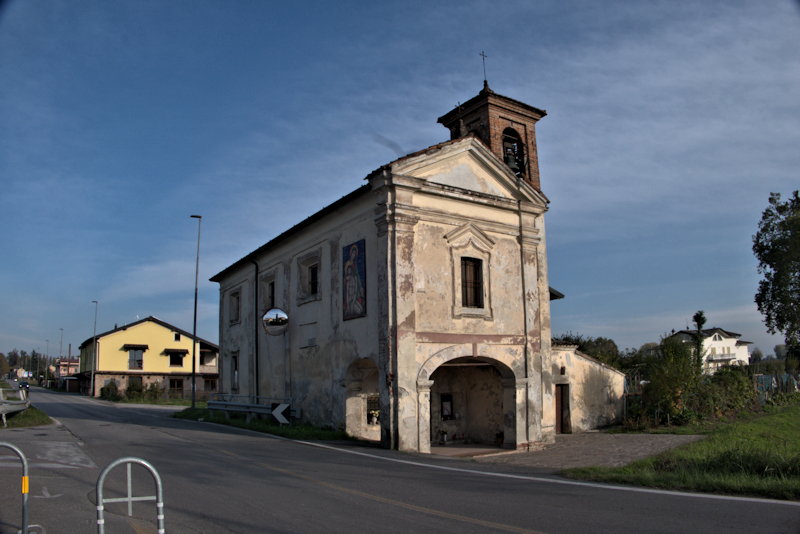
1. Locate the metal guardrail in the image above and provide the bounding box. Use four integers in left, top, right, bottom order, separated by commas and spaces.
0, 442, 29, 534
96, 457, 165, 534
0, 389, 31, 428
209, 393, 292, 405
207, 394, 298, 424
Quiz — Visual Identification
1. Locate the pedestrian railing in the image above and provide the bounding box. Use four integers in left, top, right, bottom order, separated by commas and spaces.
95, 457, 165, 534
0, 442, 29, 534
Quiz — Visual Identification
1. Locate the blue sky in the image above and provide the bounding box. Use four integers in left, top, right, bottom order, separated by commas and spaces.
1, 0, 798, 359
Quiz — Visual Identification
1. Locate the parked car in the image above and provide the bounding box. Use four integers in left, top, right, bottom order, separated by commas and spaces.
18, 381, 29, 391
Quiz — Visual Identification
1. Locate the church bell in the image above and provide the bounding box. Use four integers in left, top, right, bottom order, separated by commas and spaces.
505, 150, 520, 172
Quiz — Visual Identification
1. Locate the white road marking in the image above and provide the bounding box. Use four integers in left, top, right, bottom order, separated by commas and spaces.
191, 418, 799, 507
0, 460, 78, 469
34, 441, 97, 468
293, 439, 800, 507
33, 486, 62, 498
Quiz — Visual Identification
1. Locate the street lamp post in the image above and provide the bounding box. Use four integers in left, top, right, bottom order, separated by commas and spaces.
43, 340, 48, 384
91, 301, 98, 397
59, 328, 63, 359
190, 215, 202, 409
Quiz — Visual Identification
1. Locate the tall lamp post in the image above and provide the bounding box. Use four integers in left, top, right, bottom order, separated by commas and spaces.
59, 327, 64, 359
190, 215, 202, 409
91, 301, 98, 397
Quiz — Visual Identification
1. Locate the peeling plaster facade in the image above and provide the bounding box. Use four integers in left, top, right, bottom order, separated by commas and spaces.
211, 87, 624, 452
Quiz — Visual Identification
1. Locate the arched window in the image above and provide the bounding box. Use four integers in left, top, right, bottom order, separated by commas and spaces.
502, 127, 525, 177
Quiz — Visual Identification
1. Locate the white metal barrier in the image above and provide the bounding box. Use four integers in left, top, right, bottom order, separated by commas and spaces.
95, 457, 165, 534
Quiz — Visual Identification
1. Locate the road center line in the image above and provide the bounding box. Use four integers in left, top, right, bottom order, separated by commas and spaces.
257, 461, 546, 534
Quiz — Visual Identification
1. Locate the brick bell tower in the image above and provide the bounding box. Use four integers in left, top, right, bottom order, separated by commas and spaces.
437, 81, 547, 191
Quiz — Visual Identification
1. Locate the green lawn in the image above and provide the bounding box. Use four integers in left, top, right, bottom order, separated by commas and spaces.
172, 408, 355, 441
1, 380, 53, 428
563, 402, 800, 500
1, 406, 53, 429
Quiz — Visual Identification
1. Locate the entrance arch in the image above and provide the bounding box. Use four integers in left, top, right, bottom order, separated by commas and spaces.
416, 346, 526, 454
344, 358, 380, 441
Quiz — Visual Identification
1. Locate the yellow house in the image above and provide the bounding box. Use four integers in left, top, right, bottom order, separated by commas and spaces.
77, 316, 218, 398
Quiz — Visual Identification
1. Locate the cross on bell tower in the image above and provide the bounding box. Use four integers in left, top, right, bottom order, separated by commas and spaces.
437, 84, 547, 191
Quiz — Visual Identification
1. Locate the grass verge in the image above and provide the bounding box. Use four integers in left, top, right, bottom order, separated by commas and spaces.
1, 406, 53, 429
172, 408, 355, 441
562, 403, 800, 500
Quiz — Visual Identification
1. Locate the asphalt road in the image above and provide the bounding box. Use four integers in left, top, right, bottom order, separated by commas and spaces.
0, 387, 798, 534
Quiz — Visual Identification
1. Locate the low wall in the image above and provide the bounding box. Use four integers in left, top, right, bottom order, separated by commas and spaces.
551, 345, 626, 432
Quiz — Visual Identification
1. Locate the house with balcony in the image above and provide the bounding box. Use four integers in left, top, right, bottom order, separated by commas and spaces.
76, 316, 219, 398
668, 327, 752, 374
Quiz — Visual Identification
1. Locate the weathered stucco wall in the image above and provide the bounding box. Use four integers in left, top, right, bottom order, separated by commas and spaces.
214, 136, 561, 453
393, 138, 550, 452
216, 191, 382, 431
551, 345, 625, 432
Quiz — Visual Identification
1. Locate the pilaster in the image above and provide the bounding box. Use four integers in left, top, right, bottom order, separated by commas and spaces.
372, 170, 421, 450
518, 206, 544, 445
416, 379, 434, 454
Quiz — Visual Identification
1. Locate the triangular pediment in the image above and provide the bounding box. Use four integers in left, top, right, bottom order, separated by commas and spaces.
391, 136, 547, 207
444, 222, 495, 252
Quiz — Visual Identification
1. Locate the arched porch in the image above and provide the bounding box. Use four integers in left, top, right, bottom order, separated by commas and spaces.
416, 347, 527, 454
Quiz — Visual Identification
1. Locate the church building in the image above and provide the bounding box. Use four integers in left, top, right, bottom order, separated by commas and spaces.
211, 83, 625, 452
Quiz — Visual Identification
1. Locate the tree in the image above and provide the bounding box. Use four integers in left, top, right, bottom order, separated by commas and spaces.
647, 335, 698, 417
7, 348, 19, 367
774, 344, 787, 360
0, 353, 9, 378
692, 310, 707, 378
753, 191, 800, 346
18, 350, 29, 373
552, 332, 622, 369
30, 350, 41, 382
750, 347, 764, 365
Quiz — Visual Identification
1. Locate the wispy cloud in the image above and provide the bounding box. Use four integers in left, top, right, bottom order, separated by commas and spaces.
0, 1, 797, 356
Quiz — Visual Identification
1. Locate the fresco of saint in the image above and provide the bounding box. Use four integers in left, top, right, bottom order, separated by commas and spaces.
343, 240, 366, 320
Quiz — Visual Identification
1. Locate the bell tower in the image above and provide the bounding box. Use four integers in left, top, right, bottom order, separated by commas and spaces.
437, 82, 547, 191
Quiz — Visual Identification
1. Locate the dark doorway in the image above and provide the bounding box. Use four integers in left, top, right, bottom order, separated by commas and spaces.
555, 384, 571, 434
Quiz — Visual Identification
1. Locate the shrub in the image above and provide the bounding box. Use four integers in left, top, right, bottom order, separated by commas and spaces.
144, 382, 163, 402
100, 381, 122, 401
706, 366, 759, 415
126, 379, 144, 400
646, 336, 698, 419
768, 391, 800, 407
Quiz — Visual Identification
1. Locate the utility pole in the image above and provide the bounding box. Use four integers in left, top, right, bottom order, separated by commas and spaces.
190, 215, 202, 409
91, 301, 98, 397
